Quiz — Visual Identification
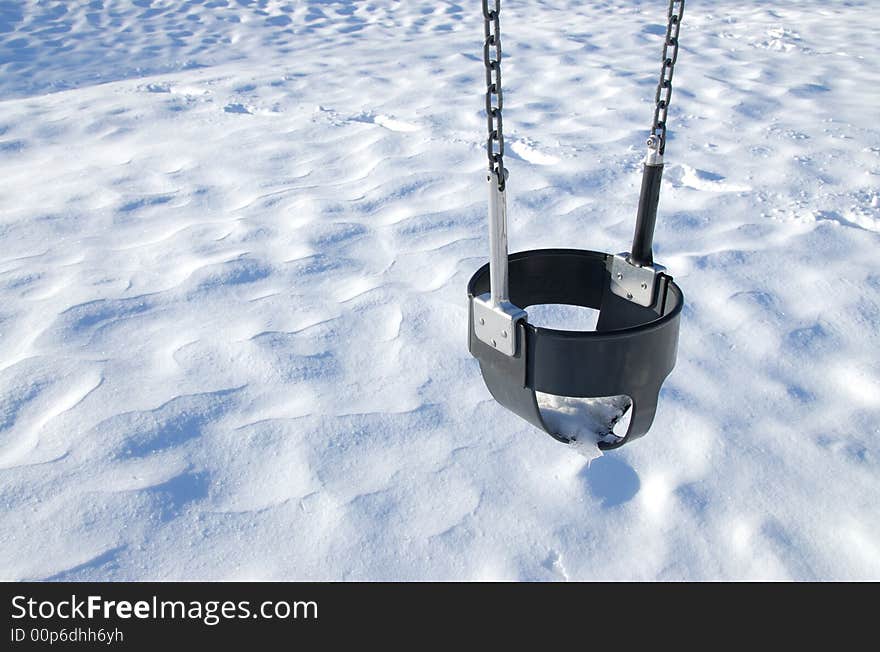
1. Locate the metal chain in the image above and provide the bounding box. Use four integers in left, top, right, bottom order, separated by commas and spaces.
483, 0, 505, 190
481, 1, 683, 179
649, 0, 685, 155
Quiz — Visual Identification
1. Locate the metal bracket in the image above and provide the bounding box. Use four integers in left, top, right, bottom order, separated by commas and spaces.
472, 293, 527, 357
644, 135, 664, 166
609, 253, 666, 308
472, 168, 526, 358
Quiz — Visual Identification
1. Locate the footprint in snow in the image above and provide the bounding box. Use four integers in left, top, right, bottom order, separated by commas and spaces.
315, 107, 418, 132
372, 114, 419, 133
141, 82, 172, 93
669, 164, 751, 193
348, 111, 419, 132
224, 103, 253, 115
508, 139, 559, 166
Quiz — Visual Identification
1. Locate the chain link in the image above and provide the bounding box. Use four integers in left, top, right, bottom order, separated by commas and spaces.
483, 0, 505, 190
650, 0, 685, 155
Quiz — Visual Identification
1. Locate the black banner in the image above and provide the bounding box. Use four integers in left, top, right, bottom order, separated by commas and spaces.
1, 582, 871, 648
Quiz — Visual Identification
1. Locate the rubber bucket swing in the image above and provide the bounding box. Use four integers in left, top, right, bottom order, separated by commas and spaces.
467, 0, 686, 450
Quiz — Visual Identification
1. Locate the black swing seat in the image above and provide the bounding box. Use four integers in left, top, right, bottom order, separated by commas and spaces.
467, 248, 683, 450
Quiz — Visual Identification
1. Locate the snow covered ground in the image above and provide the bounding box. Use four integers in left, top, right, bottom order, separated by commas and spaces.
0, 0, 878, 581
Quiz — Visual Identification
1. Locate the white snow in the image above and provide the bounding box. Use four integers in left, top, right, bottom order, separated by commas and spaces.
0, 1, 879, 581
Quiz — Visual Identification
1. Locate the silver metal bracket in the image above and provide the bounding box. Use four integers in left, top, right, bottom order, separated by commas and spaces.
644, 135, 664, 166
472, 293, 527, 357
473, 168, 526, 357
609, 253, 666, 308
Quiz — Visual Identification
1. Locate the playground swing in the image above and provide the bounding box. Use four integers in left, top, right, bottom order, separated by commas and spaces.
467, 0, 686, 449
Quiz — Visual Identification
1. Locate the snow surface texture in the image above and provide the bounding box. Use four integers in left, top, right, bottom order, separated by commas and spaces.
1, 1, 879, 581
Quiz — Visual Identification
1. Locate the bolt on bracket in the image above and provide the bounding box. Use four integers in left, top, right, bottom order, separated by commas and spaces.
609, 253, 666, 308
472, 294, 527, 357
